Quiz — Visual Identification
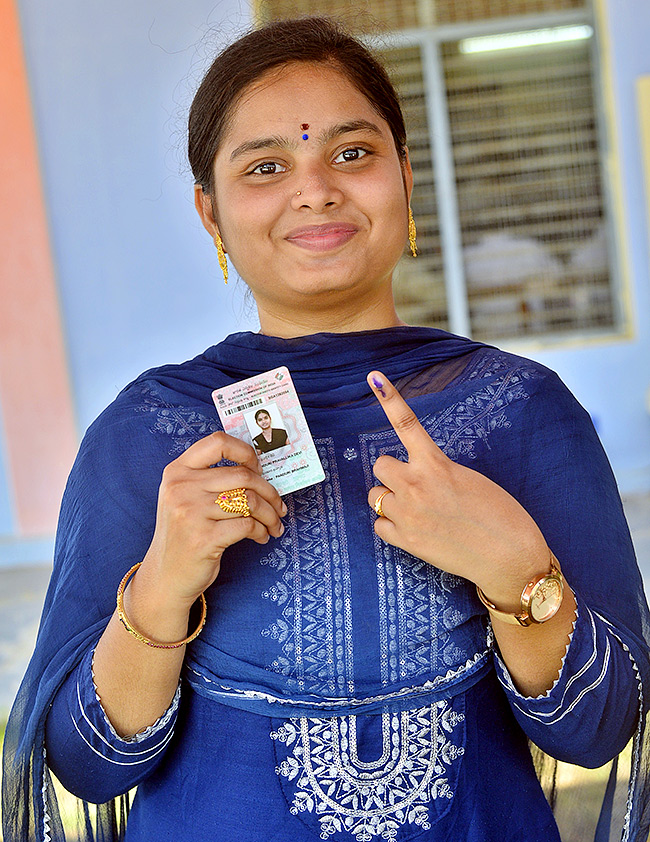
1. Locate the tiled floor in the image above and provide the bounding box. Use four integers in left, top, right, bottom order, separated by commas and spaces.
1, 493, 648, 717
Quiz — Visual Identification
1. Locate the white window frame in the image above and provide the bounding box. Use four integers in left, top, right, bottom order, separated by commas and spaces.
364, 6, 627, 345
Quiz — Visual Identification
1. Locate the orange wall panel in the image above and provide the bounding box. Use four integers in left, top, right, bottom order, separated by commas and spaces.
0, 0, 78, 535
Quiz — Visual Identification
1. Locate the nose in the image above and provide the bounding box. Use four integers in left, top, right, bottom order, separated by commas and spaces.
290, 167, 344, 213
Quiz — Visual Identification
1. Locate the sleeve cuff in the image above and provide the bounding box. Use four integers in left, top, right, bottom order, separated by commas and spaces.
494, 592, 632, 723
67, 647, 180, 765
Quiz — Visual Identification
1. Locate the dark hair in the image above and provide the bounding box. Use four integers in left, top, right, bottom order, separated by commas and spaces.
188, 17, 407, 195
255, 408, 271, 422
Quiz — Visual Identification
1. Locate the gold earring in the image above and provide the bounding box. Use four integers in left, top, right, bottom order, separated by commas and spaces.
214, 231, 228, 284
408, 208, 417, 258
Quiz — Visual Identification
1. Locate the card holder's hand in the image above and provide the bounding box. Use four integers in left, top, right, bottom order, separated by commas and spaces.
140, 431, 287, 609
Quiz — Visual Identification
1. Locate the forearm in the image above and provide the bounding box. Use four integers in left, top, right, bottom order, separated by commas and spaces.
490, 584, 576, 697
92, 560, 192, 737
91, 432, 284, 738
474, 534, 576, 697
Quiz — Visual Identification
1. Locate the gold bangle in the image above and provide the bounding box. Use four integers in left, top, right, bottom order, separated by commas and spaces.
116, 562, 207, 649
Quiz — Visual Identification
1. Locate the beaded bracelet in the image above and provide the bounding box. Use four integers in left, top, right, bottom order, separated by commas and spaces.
116, 562, 207, 650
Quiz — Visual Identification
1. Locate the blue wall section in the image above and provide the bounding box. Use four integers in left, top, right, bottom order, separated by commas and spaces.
16, 0, 255, 432
1, 0, 649, 570
526, 0, 650, 492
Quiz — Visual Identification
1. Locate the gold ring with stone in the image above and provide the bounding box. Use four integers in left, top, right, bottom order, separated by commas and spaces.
215, 487, 251, 517
373, 490, 391, 518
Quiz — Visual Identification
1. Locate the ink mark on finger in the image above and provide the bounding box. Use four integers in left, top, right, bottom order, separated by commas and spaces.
372, 376, 386, 398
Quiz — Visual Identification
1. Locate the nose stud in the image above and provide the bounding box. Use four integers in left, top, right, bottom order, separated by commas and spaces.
296, 191, 302, 196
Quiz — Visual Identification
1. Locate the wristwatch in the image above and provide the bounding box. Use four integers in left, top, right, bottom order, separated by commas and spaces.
476, 552, 564, 627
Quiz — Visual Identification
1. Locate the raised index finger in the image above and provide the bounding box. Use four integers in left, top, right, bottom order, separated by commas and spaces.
367, 371, 441, 459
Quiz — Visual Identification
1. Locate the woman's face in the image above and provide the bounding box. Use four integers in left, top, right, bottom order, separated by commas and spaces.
256, 412, 271, 429
197, 62, 412, 334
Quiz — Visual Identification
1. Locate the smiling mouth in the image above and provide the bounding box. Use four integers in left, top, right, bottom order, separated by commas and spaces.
285, 223, 358, 252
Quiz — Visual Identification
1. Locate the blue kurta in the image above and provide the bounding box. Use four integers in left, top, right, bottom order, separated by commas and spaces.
4, 327, 649, 842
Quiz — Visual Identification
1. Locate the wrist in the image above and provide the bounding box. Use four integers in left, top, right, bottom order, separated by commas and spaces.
139, 548, 210, 611
476, 541, 550, 613
121, 565, 200, 646
477, 550, 565, 627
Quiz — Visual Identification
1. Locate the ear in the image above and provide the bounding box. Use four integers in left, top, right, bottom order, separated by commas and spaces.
194, 185, 225, 248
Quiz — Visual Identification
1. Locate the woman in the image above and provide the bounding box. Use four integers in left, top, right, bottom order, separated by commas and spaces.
3, 17, 649, 842
252, 408, 289, 453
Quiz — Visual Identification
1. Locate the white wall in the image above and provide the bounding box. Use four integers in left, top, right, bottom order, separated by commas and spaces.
1, 0, 648, 566
17, 0, 256, 433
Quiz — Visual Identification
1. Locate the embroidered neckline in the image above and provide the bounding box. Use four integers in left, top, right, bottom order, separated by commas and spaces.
271, 700, 465, 840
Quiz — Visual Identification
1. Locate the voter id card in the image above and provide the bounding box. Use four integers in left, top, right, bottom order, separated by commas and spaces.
212, 367, 325, 496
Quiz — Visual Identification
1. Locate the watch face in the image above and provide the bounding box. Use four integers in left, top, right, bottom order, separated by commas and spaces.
530, 576, 564, 623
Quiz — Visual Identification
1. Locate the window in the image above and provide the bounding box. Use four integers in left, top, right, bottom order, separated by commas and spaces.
258, 0, 620, 343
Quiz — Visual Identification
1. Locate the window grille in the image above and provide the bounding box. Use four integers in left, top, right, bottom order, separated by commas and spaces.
261, 0, 585, 31
257, 0, 418, 32
442, 36, 614, 339
433, 0, 585, 26
256, 0, 620, 343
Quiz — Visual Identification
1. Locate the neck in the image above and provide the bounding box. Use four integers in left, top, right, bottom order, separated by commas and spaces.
255, 290, 405, 339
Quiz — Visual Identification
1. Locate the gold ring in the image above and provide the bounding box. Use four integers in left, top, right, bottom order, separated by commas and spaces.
373, 490, 390, 518
215, 487, 251, 517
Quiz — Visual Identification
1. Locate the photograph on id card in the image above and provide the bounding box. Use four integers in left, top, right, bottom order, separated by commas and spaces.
212, 367, 325, 496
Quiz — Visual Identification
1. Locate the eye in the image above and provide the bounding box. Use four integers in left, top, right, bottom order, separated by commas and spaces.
250, 161, 287, 175
333, 147, 369, 164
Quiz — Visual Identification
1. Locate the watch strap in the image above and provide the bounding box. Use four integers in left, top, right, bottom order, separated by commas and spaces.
476, 552, 563, 627
476, 586, 531, 626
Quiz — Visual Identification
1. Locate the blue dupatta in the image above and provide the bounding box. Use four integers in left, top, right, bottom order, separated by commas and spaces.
3, 327, 649, 841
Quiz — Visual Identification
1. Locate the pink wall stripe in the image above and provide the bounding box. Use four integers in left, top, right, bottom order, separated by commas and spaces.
0, 0, 78, 536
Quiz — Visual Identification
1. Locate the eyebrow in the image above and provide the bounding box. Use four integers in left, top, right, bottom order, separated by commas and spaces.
229, 135, 297, 162
228, 119, 384, 163
319, 119, 384, 144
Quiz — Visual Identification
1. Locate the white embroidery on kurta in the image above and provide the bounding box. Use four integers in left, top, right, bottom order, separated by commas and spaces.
260, 357, 540, 839
260, 358, 541, 695
432, 354, 541, 461
359, 358, 541, 687
360, 440, 473, 687
271, 701, 464, 841
186, 650, 487, 710
261, 442, 355, 695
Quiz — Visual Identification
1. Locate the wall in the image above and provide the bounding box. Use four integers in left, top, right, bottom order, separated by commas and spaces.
519, 0, 650, 493
0, 0, 254, 565
16, 0, 256, 432
0, 0, 648, 567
